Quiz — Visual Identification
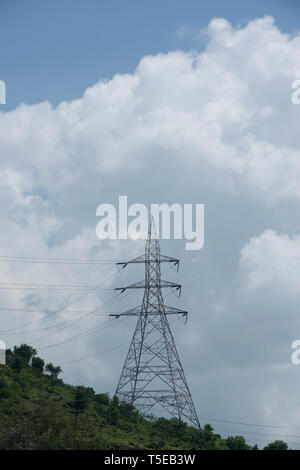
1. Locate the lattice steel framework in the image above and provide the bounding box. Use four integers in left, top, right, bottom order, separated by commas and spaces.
112, 217, 200, 428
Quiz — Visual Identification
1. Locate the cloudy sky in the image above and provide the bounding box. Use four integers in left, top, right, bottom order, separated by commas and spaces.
1, 0, 300, 448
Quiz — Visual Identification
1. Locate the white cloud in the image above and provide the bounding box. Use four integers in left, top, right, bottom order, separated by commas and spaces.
0, 16, 300, 205
239, 229, 300, 294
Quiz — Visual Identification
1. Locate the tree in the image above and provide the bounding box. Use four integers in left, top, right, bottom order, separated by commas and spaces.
45, 362, 62, 378
226, 435, 250, 450
95, 393, 110, 406
106, 394, 121, 425
203, 423, 214, 433
68, 387, 89, 430
5, 348, 14, 367
13, 344, 37, 367
31, 356, 44, 375
263, 440, 288, 450
11, 356, 24, 371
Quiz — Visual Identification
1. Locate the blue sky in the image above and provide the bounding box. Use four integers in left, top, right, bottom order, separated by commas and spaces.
1, 0, 300, 110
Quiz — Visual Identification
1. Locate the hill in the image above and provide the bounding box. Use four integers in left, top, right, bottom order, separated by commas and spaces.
0, 344, 287, 450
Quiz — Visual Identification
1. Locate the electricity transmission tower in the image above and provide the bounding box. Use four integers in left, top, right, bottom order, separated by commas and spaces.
112, 217, 200, 428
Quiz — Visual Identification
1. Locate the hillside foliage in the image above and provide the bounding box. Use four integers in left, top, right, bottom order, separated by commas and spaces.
0, 345, 288, 450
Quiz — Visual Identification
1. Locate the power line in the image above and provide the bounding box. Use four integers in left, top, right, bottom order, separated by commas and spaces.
0, 307, 123, 314
13, 290, 131, 340
0, 281, 135, 342
211, 424, 300, 448
0, 267, 121, 334
59, 341, 130, 366
0, 310, 126, 336
57, 315, 182, 366
0, 307, 122, 315
28, 266, 177, 350
38, 315, 129, 351
0, 286, 119, 291
31, 288, 136, 347
0, 264, 173, 337
0, 255, 118, 264
0, 262, 180, 356
34, 283, 177, 358
0, 282, 119, 287
216, 425, 300, 440
199, 415, 300, 432
213, 424, 300, 446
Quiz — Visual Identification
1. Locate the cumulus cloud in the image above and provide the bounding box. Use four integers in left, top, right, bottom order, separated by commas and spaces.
239, 230, 300, 294
1, 15, 300, 206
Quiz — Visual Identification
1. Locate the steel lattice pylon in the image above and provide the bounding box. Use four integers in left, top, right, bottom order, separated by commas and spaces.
112, 217, 200, 428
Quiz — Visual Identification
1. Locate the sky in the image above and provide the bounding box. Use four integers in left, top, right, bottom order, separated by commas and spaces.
1, 0, 300, 449
1, 0, 300, 109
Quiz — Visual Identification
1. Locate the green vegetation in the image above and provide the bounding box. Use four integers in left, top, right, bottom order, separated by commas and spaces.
0, 345, 289, 450
263, 440, 289, 450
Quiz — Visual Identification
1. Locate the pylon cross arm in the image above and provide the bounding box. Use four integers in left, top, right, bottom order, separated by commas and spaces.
117, 254, 179, 269
110, 305, 188, 319
115, 280, 181, 292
